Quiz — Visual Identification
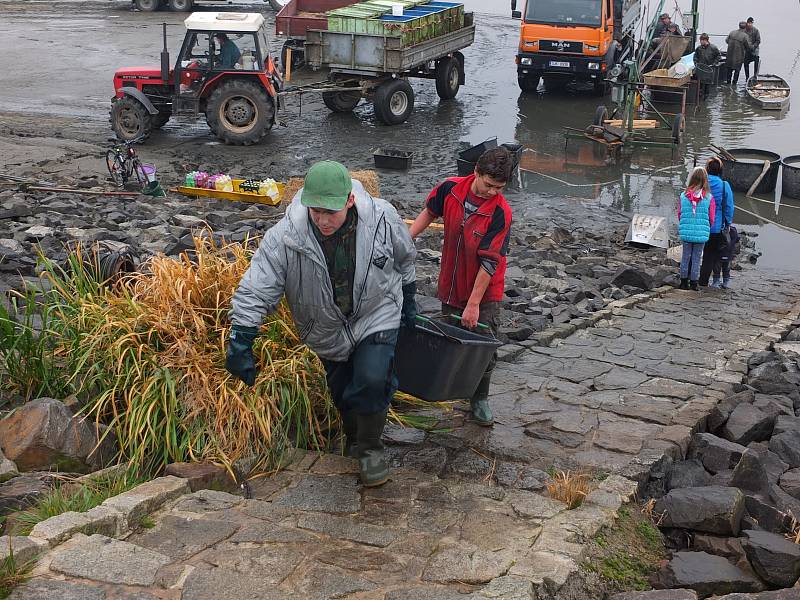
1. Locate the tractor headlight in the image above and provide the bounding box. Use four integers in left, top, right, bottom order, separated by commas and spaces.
521, 57, 533, 65
588, 62, 600, 70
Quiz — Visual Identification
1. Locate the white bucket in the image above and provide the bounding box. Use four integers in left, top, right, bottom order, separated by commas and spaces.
391, 3, 403, 16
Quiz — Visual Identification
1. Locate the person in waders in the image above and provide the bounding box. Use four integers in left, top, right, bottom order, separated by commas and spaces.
226, 160, 418, 487
409, 147, 514, 426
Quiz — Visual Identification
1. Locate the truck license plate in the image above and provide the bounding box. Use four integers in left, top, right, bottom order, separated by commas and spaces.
550, 60, 570, 68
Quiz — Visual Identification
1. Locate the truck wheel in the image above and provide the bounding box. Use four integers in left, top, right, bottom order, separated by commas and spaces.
206, 79, 274, 145
167, 0, 192, 10
593, 105, 608, 126
322, 91, 361, 113
373, 79, 414, 125
435, 57, 460, 100
518, 75, 540, 93
110, 96, 152, 142
133, 0, 159, 11
672, 113, 684, 144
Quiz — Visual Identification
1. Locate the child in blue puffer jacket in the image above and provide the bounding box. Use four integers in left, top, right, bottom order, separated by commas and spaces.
678, 167, 716, 291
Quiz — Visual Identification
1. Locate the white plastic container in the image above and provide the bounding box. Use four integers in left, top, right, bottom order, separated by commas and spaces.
391, 3, 403, 16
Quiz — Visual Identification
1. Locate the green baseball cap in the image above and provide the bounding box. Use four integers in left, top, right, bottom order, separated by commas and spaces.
301, 160, 353, 210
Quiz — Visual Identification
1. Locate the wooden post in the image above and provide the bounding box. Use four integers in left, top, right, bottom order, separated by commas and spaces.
286, 48, 292, 82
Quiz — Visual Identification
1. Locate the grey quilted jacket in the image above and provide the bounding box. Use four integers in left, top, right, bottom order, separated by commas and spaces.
231, 180, 416, 361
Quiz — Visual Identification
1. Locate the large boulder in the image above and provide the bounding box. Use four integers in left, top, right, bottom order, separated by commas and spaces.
692, 534, 746, 562
721, 404, 775, 446
0, 398, 115, 473
652, 552, 761, 598
748, 442, 789, 486
655, 487, 745, 536
708, 391, 755, 433
730, 450, 769, 493
780, 468, 800, 500
741, 530, 800, 588
774, 415, 800, 437
611, 266, 654, 291
689, 434, 747, 474
717, 590, 800, 598
743, 494, 790, 534
667, 460, 712, 491
610, 592, 698, 600
769, 431, 800, 468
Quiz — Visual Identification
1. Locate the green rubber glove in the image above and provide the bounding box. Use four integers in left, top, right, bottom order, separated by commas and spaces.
225, 324, 259, 386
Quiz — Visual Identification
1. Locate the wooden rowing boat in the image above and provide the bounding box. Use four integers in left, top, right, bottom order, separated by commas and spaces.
747, 74, 791, 111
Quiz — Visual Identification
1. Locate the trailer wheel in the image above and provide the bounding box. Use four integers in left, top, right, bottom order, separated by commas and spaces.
518, 75, 540, 93
133, 0, 159, 11
435, 57, 461, 100
167, 0, 192, 10
672, 113, 684, 144
373, 79, 414, 125
322, 91, 361, 113
593, 105, 609, 126
110, 96, 152, 142
206, 80, 275, 145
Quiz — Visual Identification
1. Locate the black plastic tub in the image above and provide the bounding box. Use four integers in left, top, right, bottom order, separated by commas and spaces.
395, 318, 503, 402
782, 155, 800, 200
721, 148, 782, 194
457, 158, 475, 176
501, 142, 523, 170
458, 137, 498, 163
374, 148, 413, 170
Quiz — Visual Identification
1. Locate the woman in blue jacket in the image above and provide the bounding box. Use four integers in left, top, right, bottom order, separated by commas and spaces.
699, 157, 735, 288
678, 167, 716, 291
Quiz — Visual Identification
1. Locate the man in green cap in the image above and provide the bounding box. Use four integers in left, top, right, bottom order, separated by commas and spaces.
226, 160, 418, 487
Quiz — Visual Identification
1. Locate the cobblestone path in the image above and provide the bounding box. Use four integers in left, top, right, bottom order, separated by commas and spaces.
10, 268, 800, 600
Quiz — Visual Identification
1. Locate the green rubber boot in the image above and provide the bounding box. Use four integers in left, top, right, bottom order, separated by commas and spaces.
470, 376, 494, 426
356, 409, 389, 487
341, 410, 359, 458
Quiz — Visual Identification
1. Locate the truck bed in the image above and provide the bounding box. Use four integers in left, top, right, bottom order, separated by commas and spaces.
276, 0, 357, 39
304, 23, 475, 75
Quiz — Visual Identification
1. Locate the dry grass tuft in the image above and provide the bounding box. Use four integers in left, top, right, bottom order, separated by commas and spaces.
547, 470, 592, 509
37, 235, 336, 474
281, 170, 381, 204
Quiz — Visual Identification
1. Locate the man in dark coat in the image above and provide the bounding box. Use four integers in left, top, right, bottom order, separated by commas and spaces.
744, 17, 761, 79
654, 13, 682, 38
726, 22, 753, 85
694, 33, 720, 99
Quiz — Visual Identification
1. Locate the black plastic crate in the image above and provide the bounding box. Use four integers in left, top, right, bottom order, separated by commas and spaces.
374, 148, 413, 170
395, 317, 502, 401
458, 137, 498, 163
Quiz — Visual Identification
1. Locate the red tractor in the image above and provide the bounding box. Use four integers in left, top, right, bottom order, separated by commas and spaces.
110, 12, 282, 145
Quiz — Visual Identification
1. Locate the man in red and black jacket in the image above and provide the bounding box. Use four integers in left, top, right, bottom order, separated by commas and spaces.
409, 147, 514, 426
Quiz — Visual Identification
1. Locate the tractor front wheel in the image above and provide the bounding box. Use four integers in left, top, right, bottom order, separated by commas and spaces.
133, 0, 159, 11
110, 96, 152, 142
206, 80, 274, 145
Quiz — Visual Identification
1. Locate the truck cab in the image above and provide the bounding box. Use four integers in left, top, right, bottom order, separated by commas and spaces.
513, 0, 640, 94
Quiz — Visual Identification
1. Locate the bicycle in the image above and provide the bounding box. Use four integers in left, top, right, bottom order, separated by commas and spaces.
106, 137, 146, 188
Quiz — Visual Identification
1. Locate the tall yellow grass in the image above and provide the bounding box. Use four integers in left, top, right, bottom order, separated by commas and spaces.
44, 236, 335, 474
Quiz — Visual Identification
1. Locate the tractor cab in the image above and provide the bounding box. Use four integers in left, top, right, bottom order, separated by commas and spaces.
111, 12, 282, 145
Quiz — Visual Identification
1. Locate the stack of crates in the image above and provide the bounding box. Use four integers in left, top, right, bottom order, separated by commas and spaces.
327, 0, 465, 46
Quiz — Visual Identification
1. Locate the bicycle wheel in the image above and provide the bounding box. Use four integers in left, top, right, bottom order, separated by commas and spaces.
106, 150, 125, 187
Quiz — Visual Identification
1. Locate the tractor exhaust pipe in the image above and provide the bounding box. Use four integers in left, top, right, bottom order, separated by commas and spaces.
160, 23, 170, 83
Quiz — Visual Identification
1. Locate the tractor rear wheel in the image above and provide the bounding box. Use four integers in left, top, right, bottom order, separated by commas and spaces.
322, 91, 361, 113
133, 0, 159, 11
373, 79, 414, 126
435, 56, 460, 100
110, 96, 152, 142
168, 0, 192, 11
206, 79, 274, 145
